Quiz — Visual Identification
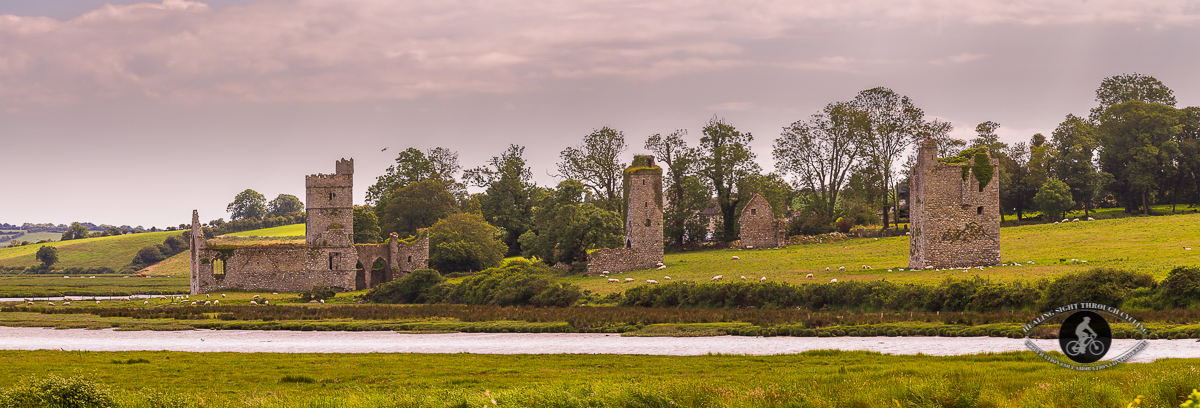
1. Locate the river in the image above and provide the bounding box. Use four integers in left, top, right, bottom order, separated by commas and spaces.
0, 327, 1195, 362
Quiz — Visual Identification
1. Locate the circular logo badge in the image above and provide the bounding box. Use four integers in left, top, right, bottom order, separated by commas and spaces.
1057, 311, 1112, 364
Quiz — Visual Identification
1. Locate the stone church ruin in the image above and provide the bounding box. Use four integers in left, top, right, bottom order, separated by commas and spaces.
189, 159, 429, 294
737, 193, 785, 249
908, 139, 1001, 269
587, 155, 663, 275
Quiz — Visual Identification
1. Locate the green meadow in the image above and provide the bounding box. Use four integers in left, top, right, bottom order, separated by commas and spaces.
228, 223, 306, 237
0, 231, 182, 271
0, 350, 1196, 407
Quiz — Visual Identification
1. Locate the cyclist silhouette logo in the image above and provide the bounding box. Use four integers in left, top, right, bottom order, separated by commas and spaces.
1058, 311, 1111, 364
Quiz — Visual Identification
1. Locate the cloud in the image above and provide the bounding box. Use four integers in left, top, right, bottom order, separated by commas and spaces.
0, 0, 1195, 105
706, 101, 754, 111
928, 53, 987, 65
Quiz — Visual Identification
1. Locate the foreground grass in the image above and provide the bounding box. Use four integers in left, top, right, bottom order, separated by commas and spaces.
0, 231, 181, 271
569, 213, 1200, 294
0, 350, 1196, 407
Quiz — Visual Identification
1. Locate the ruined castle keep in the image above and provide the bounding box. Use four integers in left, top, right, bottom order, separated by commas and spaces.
587, 155, 663, 275
189, 159, 429, 294
738, 193, 785, 249
908, 139, 1001, 269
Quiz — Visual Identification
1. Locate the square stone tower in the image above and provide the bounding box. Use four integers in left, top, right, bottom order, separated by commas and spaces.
306, 158, 355, 247
624, 155, 664, 260
909, 139, 1001, 269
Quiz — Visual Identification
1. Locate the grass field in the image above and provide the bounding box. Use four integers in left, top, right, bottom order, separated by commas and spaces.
0, 350, 1196, 407
0, 275, 188, 297
0, 232, 61, 243
227, 223, 305, 237
0, 231, 182, 271
567, 213, 1200, 294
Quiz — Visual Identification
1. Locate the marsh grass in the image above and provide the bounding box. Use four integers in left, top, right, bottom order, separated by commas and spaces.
0, 351, 1197, 407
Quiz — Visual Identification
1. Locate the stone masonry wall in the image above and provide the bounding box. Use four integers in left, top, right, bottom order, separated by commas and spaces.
588, 247, 661, 275
738, 193, 785, 249
908, 139, 1001, 269
193, 245, 357, 293
306, 158, 355, 247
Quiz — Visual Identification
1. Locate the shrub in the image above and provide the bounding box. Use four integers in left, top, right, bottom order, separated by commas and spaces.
428, 213, 507, 273
298, 286, 337, 303
835, 217, 854, 233
788, 212, 835, 236
362, 270, 445, 304
279, 375, 316, 384
0, 374, 114, 408
135, 246, 164, 265
1156, 266, 1200, 309
1038, 268, 1155, 311
443, 260, 583, 307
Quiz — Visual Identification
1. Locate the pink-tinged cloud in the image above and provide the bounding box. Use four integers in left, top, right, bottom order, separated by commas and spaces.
928, 53, 987, 65
0, 0, 1196, 105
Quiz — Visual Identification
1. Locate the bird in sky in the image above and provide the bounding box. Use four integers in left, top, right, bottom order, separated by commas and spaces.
381, 147, 388, 152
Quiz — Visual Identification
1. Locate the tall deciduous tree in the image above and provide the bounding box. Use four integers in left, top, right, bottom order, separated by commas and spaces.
366, 147, 463, 207
428, 213, 507, 273
1000, 142, 1034, 222
1034, 178, 1075, 222
352, 206, 382, 244
557, 127, 627, 211
774, 102, 870, 219
464, 145, 536, 256
1049, 114, 1098, 215
35, 245, 58, 268
697, 117, 760, 242
519, 180, 622, 265
852, 87, 935, 230
1090, 73, 1177, 121
267, 194, 304, 218
645, 130, 710, 246
227, 189, 267, 220
378, 179, 459, 238
1097, 100, 1183, 214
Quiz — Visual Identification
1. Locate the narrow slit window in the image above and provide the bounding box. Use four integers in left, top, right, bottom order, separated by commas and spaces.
329, 252, 339, 270
329, 192, 335, 201
751, 208, 756, 215
408, 255, 412, 263
645, 219, 651, 227
976, 206, 983, 215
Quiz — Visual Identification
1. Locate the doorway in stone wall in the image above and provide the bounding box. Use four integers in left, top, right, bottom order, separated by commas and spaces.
354, 262, 366, 291
369, 259, 390, 288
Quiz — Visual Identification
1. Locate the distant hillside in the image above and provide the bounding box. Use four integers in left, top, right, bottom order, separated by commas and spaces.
224, 223, 306, 237
0, 231, 182, 271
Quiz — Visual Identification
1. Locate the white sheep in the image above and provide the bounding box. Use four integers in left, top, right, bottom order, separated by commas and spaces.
887, 269, 893, 272
759, 277, 767, 282
806, 273, 814, 278
664, 276, 672, 280
830, 279, 838, 283
608, 278, 619, 283
272, 293, 279, 295
205, 301, 212, 305
48, 302, 55, 306
63, 302, 70, 306
121, 297, 130, 301
647, 280, 659, 284
206, 294, 210, 298
838, 266, 846, 271
221, 294, 227, 298
657, 265, 667, 270
143, 301, 149, 305
95, 301, 100, 304
624, 278, 634, 282
731, 256, 740, 260
214, 300, 219, 304
191, 302, 197, 305
249, 300, 258, 305
601, 271, 610, 275
740, 275, 747, 280
319, 299, 325, 304
264, 300, 269, 305
1061, 219, 1069, 223
825, 267, 830, 271
711, 275, 723, 281
655, 262, 664, 267
925, 266, 934, 270
253, 295, 260, 299
1087, 217, 1095, 221
1072, 218, 1080, 222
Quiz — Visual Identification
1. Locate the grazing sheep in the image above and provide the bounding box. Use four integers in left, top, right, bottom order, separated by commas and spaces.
647, 280, 659, 284
830, 279, 838, 283
253, 295, 260, 299
925, 266, 934, 270
806, 273, 814, 278
740, 276, 747, 280
664, 276, 672, 280
191, 302, 197, 305
143, 301, 149, 305
601, 271, 610, 275
1053, 222, 1059, 225
887, 269, 892, 272
63, 276, 69, 279
1088, 217, 1095, 221
249, 301, 258, 305
26, 302, 33, 306
214, 300, 219, 305
264, 300, 269, 305
657, 265, 667, 270
319, 299, 325, 304
759, 277, 767, 282
711, 275, 723, 281
1072, 218, 1080, 222
608, 278, 619, 283
1061, 219, 1069, 223
731, 256, 740, 260
1186, 248, 1193, 251
624, 278, 634, 282
23, 298, 30, 302
272, 293, 279, 295
838, 266, 846, 271
121, 297, 130, 301
95, 301, 100, 304
206, 294, 210, 298
309, 300, 319, 303
825, 267, 830, 271
655, 262, 664, 267
205, 301, 211, 305
62, 302, 70, 306
47, 302, 55, 306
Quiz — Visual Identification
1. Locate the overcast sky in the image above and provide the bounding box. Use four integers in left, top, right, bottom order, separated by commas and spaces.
1, 0, 1198, 228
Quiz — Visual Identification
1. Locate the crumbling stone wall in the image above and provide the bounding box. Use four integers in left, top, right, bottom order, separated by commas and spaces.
908, 139, 1001, 269
190, 159, 430, 294
738, 193, 785, 249
588, 155, 663, 275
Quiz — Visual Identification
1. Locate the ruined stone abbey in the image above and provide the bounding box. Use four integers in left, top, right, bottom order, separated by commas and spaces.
189, 159, 429, 294
908, 139, 1001, 269
587, 155, 663, 275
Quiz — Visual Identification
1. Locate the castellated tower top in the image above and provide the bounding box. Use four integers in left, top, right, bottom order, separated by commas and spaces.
335, 158, 354, 175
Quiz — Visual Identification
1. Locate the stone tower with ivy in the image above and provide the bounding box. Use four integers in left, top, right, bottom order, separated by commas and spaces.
306, 158, 355, 247
586, 155, 663, 275
908, 139, 1001, 269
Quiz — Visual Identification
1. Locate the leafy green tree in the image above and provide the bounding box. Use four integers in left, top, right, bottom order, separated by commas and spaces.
428, 213, 507, 272
227, 189, 267, 220
737, 172, 794, 218
774, 102, 869, 218
135, 246, 164, 265
1033, 178, 1075, 221
646, 130, 710, 245
519, 180, 622, 265
464, 145, 536, 256
557, 127, 627, 212
1169, 107, 1200, 209
1097, 100, 1183, 214
267, 194, 304, 218
697, 117, 761, 241
61, 222, 90, 241
378, 179, 459, 238
1000, 142, 1035, 223
1090, 73, 1177, 122
1049, 114, 1099, 215
852, 87, 935, 229
35, 246, 58, 268
366, 147, 462, 207
352, 206, 382, 244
